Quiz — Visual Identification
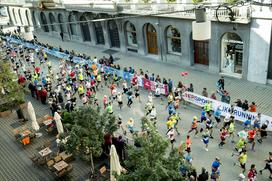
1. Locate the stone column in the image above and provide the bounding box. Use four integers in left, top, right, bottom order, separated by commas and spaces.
247, 19, 272, 84
102, 21, 111, 49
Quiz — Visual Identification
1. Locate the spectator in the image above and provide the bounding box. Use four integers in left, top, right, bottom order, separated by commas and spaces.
210, 91, 217, 100
198, 168, 209, 181
187, 83, 194, 92
217, 76, 225, 90
202, 88, 208, 97
242, 100, 249, 111
249, 102, 257, 112
235, 99, 243, 107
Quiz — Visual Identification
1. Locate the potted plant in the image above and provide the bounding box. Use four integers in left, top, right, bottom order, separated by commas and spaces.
0, 105, 12, 118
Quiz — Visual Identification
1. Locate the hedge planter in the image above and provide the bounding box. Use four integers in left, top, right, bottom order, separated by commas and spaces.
0, 110, 12, 118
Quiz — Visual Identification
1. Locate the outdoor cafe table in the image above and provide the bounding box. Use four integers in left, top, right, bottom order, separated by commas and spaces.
39, 147, 52, 157
59, 151, 73, 162
53, 160, 69, 172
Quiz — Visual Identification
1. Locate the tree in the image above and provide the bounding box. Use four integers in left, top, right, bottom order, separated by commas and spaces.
62, 106, 118, 173
0, 61, 24, 112
117, 118, 191, 181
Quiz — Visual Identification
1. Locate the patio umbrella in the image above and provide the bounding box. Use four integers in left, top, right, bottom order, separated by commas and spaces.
54, 112, 64, 134
110, 144, 122, 181
27, 102, 39, 131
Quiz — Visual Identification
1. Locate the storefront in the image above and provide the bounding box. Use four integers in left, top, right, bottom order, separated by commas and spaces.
221, 33, 243, 77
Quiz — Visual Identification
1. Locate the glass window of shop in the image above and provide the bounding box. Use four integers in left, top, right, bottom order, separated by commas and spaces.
221, 33, 243, 76
126, 22, 137, 50
166, 26, 181, 54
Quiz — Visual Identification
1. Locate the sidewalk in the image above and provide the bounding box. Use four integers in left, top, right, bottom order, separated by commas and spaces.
35, 33, 272, 116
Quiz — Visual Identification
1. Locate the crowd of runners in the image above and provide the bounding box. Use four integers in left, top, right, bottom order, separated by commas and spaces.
0, 33, 271, 181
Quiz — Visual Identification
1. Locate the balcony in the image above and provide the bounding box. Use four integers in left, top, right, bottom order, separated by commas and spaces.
118, 3, 251, 24
63, 1, 118, 13
24, 0, 64, 9
0, 0, 25, 6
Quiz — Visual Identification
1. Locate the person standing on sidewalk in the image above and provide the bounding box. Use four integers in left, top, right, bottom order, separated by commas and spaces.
60, 32, 64, 41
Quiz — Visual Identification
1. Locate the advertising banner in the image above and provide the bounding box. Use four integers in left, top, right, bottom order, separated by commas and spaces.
182, 91, 272, 131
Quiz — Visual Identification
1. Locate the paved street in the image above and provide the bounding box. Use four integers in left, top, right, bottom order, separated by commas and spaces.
35, 33, 272, 117
0, 35, 271, 181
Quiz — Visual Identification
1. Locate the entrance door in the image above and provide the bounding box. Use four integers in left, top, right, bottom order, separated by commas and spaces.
146, 24, 158, 54
193, 40, 209, 65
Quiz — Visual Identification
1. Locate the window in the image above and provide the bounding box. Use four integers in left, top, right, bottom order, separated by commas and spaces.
166, 26, 181, 54
126, 22, 137, 48
49, 13, 56, 31
69, 14, 77, 35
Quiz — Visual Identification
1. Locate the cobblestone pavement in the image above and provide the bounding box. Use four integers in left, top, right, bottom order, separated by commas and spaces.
35, 33, 272, 117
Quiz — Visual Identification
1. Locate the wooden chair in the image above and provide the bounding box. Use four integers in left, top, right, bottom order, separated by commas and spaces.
55, 170, 67, 178
54, 155, 62, 163
66, 164, 73, 172
43, 139, 51, 148
47, 159, 55, 171
30, 154, 39, 167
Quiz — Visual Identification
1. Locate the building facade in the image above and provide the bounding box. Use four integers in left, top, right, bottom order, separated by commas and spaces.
2, 0, 272, 84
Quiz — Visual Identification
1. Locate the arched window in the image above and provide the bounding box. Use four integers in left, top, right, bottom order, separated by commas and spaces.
25, 10, 30, 26
80, 16, 91, 41
40, 12, 49, 32
94, 21, 104, 44
126, 21, 137, 49
12, 9, 17, 24
108, 20, 120, 48
49, 13, 56, 31
166, 26, 181, 54
58, 13, 66, 33
18, 9, 23, 25
69, 14, 77, 35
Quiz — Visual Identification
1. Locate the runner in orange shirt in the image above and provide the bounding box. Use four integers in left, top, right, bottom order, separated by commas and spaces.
188, 116, 199, 136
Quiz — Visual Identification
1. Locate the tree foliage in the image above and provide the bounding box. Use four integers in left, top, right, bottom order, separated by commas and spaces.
117, 119, 190, 181
62, 106, 118, 171
0, 61, 24, 112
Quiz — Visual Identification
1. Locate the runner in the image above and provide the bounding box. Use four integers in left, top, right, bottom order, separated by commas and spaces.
234, 150, 247, 173
188, 116, 199, 136
259, 152, 272, 179
202, 129, 210, 151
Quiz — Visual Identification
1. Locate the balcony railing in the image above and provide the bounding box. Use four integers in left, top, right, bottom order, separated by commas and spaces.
119, 3, 251, 24
64, 1, 118, 13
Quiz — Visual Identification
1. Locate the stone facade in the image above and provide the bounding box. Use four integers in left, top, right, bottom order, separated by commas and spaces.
5, 5, 272, 84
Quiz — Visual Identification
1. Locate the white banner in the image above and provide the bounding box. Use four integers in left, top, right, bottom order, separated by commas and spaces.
182, 91, 272, 131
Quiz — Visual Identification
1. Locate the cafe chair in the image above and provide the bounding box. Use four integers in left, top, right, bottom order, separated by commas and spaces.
55, 170, 66, 178
43, 139, 51, 148
30, 154, 39, 167
54, 155, 62, 163
47, 159, 55, 170
66, 164, 73, 172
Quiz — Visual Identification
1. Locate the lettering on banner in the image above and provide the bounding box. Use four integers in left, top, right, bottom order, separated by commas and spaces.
183, 91, 272, 131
